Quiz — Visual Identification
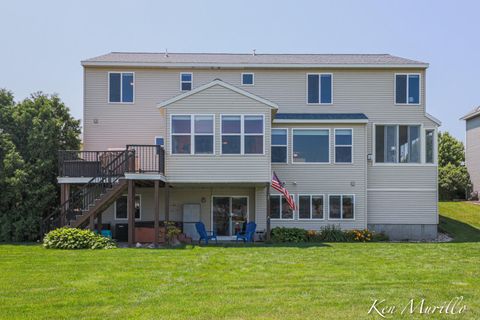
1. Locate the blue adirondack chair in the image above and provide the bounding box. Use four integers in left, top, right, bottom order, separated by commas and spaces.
195, 222, 218, 244
236, 221, 256, 242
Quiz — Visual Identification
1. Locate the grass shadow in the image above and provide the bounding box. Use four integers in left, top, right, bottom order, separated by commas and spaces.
192, 242, 332, 249
439, 215, 480, 242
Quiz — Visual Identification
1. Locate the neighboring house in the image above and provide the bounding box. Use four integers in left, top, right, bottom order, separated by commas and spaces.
462, 106, 480, 196
51, 52, 441, 243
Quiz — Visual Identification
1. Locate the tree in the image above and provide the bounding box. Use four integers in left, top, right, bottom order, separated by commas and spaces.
438, 131, 465, 167
437, 131, 471, 200
0, 90, 81, 241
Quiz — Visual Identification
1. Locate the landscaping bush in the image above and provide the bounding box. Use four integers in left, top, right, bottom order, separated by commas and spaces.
346, 229, 374, 242
271, 227, 307, 243
317, 225, 351, 242
43, 227, 116, 249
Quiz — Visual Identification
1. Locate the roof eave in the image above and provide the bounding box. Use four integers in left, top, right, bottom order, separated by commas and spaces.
81, 61, 429, 69
273, 119, 368, 124
460, 110, 480, 121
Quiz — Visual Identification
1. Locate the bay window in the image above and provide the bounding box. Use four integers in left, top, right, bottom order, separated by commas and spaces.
171, 115, 214, 155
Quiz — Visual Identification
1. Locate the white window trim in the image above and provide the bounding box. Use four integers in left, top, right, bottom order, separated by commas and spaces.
306, 73, 333, 105
114, 194, 142, 220
269, 194, 295, 220
328, 194, 355, 220
271, 128, 288, 164
180, 72, 193, 91
394, 73, 421, 105
292, 128, 331, 164
170, 114, 215, 155
108, 71, 135, 104
297, 194, 325, 220
334, 128, 353, 164
372, 123, 433, 166
220, 114, 265, 155
241, 73, 255, 86
211, 195, 249, 238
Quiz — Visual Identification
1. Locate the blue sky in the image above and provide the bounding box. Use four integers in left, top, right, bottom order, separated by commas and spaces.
1, 0, 478, 140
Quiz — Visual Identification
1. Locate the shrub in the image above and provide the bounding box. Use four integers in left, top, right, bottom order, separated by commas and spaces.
317, 225, 351, 242
346, 229, 373, 242
43, 227, 116, 249
271, 227, 307, 243
371, 232, 389, 242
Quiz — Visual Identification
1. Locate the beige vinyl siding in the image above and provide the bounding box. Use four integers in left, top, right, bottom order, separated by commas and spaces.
271, 123, 367, 230
466, 116, 480, 193
83, 67, 434, 151
164, 84, 272, 183
255, 186, 267, 230
367, 190, 437, 224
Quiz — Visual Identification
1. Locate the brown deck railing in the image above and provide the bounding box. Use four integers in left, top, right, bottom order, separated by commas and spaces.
58, 145, 165, 177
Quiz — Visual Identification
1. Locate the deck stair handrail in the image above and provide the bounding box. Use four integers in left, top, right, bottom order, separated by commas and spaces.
41, 150, 135, 236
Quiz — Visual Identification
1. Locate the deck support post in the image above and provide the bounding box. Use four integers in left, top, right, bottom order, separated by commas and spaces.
127, 180, 136, 247
154, 180, 160, 247
164, 183, 170, 222
89, 214, 95, 231
97, 212, 102, 234
60, 183, 70, 226
266, 184, 271, 241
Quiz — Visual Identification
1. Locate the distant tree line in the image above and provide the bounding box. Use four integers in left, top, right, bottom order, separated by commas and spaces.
0, 89, 81, 241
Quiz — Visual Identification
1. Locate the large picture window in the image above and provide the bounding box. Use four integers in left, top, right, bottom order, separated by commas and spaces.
109, 72, 134, 103
293, 129, 329, 163
375, 125, 421, 163
328, 195, 354, 220
395, 74, 420, 104
269, 195, 294, 220
171, 115, 214, 155
271, 129, 288, 163
115, 194, 141, 220
298, 195, 324, 220
221, 115, 264, 154
335, 129, 353, 163
307, 73, 332, 104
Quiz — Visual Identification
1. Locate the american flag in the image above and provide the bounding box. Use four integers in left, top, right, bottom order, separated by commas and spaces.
271, 172, 296, 210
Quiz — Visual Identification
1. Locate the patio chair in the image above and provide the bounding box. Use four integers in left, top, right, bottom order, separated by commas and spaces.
236, 221, 256, 242
195, 222, 218, 244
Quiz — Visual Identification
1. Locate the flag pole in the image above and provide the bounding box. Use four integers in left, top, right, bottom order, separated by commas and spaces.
266, 183, 271, 241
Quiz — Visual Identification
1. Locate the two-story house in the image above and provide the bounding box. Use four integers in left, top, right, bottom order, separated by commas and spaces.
51, 52, 441, 244
462, 106, 480, 196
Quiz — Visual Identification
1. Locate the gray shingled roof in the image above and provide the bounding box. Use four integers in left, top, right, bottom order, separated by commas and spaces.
461, 106, 480, 120
82, 52, 427, 68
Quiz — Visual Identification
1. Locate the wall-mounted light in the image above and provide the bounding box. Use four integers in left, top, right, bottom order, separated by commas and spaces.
201, 197, 206, 203
93, 118, 98, 124
367, 154, 373, 161
350, 181, 356, 187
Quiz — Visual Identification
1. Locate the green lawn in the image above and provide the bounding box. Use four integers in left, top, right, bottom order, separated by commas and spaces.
439, 201, 480, 242
0, 203, 479, 319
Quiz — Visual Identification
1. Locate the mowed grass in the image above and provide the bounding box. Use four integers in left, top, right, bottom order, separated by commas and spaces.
439, 201, 480, 242
0, 203, 479, 320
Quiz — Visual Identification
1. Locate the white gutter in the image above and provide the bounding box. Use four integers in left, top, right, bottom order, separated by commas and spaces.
273, 119, 368, 124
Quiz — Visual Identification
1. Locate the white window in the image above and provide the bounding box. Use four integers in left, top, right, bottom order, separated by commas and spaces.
271, 128, 288, 163
115, 194, 141, 220
171, 115, 214, 155
241, 73, 254, 85
109, 72, 134, 103
328, 195, 354, 220
395, 73, 420, 104
298, 195, 324, 220
269, 195, 294, 220
221, 115, 264, 155
293, 129, 330, 163
375, 125, 421, 164
180, 72, 193, 91
425, 129, 435, 164
307, 73, 332, 104
335, 129, 353, 163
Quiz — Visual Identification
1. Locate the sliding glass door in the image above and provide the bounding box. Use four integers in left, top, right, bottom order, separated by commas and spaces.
212, 196, 248, 237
